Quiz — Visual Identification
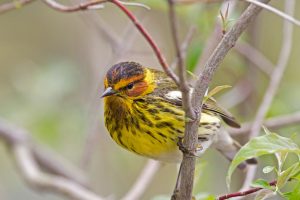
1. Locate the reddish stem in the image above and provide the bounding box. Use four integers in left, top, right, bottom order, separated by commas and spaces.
109, 0, 179, 84
218, 181, 277, 200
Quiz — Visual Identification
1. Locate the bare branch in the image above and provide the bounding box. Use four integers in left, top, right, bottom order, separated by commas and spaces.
42, 0, 106, 12
244, 0, 300, 27
171, 26, 196, 70
0, 119, 104, 200
249, 0, 295, 143
229, 111, 300, 135
121, 160, 161, 200
194, 1, 237, 76
176, 1, 270, 199
13, 145, 104, 200
219, 79, 253, 109
234, 42, 273, 75
218, 179, 277, 200
0, 0, 35, 14
168, 0, 194, 117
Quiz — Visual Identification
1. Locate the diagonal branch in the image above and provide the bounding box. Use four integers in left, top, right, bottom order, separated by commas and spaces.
244, 0, 300, 27
234, 42, 274, 75
121, 160, 161, 200
218, 180, 277, 200
109, 0, 180, 85
229, 111, 300, 136
176, 1, 271, 199
13, 145, 103, 200
240, 0, 295, 191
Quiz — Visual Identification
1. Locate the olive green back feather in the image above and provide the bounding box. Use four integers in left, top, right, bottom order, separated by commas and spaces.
149, 68, 241, 128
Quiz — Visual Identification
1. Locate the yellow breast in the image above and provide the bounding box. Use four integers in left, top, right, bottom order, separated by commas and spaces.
104, 95, 221, 162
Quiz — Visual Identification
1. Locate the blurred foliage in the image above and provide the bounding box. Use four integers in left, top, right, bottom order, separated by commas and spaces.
0, 0, 300, 200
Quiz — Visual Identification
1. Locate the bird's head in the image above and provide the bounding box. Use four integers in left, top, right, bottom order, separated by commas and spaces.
102, 62, 155, 100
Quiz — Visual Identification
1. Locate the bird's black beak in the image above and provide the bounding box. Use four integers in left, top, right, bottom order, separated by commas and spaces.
101, 87, 117, 98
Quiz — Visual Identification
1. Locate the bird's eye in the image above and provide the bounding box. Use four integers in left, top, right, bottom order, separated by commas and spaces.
126, 83, 134, 90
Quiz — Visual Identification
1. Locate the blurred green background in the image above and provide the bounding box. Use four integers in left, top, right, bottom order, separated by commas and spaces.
0, 0, 300, 199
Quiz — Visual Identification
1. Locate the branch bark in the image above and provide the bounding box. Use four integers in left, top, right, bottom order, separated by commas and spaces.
176, 1, 271, 199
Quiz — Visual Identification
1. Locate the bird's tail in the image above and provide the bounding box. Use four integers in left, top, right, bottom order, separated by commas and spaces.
213, 128, 257, 170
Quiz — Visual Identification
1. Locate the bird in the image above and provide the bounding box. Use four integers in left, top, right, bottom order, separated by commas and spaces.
102, 61, 256, 169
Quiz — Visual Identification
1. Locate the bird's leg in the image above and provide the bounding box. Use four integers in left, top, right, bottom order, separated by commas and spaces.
177, 137, 202, 157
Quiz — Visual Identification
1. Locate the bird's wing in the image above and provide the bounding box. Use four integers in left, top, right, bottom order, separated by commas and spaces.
163, 90, 240, 128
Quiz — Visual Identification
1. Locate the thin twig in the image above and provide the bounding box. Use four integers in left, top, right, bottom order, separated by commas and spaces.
109, 0, 180, 85
174, 0, 224, 4
219, 78, 253, 109
248, 0, 295, 145
229, 111, 300, 135
194, 1, 237, 76
0, 119, 103, 200
177, 1, 270, 199
80, 10, 146, 168
243, 0, 300, 27
168, 0, 194, 117
218, 180, 277, 200
234, 42, 273, 75
171, 26, 196, 69
121, 160, 161, 200
42, 0, 106, 12
13, 145, 104, 200
0, 0, 35, 14
168, 1, 195, 195
241, 0, 295, 191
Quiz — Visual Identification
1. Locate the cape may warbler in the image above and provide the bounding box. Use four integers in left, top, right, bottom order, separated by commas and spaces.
102, 62, 255, 168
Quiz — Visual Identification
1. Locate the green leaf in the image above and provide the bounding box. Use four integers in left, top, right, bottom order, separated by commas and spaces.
283, 181, 300, 200
186, 42, 203, 72
263, 166, 275, 174
226, 132, 300, 188
251, 179, 274, 190
203, 85, 231, 103
187, 70, 198, 80
277, 162, 300, 189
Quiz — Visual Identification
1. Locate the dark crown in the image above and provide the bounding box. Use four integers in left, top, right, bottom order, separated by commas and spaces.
106, 62, 145, 85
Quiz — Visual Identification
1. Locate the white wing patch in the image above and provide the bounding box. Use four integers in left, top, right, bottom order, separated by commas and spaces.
164, 88, 209, 101
165, 90, 182, 101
